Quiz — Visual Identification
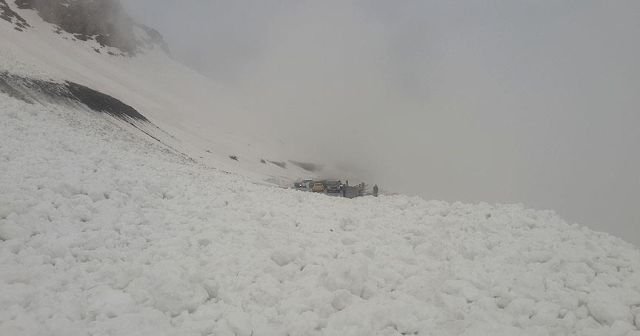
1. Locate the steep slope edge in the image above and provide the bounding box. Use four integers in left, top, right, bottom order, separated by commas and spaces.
0, 71, 148, 122
0, 70, 191, 161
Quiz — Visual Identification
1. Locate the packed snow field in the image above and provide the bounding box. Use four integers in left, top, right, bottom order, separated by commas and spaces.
2, 97, 640, 336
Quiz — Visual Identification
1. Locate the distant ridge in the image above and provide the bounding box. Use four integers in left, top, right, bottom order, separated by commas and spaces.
12, 0, 167, 54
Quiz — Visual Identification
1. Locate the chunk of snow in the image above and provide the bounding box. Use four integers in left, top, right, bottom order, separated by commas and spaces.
270, 248, 299, 267
225, 311, 253, 336
587, 292, 633, 326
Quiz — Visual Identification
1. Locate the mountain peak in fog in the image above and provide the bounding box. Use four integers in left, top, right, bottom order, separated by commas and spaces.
13, 0, 167, 54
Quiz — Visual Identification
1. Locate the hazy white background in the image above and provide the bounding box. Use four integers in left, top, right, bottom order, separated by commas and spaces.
124, 0, 640, 245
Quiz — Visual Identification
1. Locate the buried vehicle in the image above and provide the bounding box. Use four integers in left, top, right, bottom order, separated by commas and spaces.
311, 182, 326, 193
324, 180, 343, 194
294, 179, 369, 197
294, 179, 313, 191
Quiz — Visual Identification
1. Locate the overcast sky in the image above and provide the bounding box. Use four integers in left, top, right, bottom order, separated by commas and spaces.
123, 0, 640, 245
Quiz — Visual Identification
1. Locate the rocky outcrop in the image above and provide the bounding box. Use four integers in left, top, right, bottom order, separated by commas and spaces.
0, 71, 150, 122
0, 0, 30, 31
13, 0, 167, 54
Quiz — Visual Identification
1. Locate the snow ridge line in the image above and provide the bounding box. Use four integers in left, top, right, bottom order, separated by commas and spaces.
0, 70, 197, 165
0, 71, 148, 122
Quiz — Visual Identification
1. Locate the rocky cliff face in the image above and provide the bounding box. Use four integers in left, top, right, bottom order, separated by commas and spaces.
10, 0, 167, 54
0, 0, 29, 31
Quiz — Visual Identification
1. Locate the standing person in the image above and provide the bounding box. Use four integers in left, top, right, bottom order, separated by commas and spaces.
373, 184, 379, 197
343, 180, 349, 197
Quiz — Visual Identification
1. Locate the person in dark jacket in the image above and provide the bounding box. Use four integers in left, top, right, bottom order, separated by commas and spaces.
373, 184, 379, 197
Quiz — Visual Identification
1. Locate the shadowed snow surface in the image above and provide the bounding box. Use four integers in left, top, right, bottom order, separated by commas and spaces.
1, 94, 640, 335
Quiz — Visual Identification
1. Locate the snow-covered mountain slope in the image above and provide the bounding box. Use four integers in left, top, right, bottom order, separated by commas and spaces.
0, 0, 319, 186
2, 1, 640, 335
2, 74, 640, 336
13, 0, 168, 55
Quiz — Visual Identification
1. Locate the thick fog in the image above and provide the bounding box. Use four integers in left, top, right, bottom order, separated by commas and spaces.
123, 1, 640, 245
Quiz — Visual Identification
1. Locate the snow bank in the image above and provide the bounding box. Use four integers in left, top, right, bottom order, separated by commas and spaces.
1, 96, 640, 335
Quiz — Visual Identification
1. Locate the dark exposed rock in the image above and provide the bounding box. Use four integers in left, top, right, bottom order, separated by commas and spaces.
289, 161, 321, 172
0, 73, 34, 103
0, 71, 149, 122
268, 161, 287, 169
13, 0, 167, 55
0, 0, 30, 31
66, 81, 148, 121
0, 71, 196, 162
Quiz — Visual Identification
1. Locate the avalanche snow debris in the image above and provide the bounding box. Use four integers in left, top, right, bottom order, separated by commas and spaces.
1, 92, 640, 335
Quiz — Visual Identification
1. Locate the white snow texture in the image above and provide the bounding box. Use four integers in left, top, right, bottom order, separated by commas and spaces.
2, 92, 640, 336
2, 3, 640, 335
